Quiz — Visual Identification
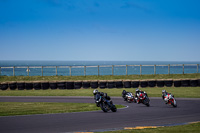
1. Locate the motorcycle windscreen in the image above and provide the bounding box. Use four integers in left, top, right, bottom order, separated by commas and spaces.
95, 94, 101, 101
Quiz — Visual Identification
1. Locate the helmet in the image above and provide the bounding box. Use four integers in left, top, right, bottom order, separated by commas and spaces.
93, 89, 98, 95
136, 88, 139, 92
162, 90, 166, 94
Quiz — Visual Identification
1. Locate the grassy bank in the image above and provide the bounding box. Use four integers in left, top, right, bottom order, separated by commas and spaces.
1, 73, 200, 82
0, 102, 124, 116
1, 87, 200, 98
99, 122, 200, 133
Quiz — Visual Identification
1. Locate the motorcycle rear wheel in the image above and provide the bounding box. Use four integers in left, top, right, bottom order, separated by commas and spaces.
111, 105, 117, 112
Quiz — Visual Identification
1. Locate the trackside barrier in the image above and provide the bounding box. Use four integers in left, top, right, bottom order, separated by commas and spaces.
41, 81, 49, 90
1, 79, 200, 90
131, 81, 139, 88
82, 81, 90, 88
49, 81, 57, 89
33, 81, 41, 90
115, 80, 123, 88
123, 80, 131, 88
9, 81, 17, 90
157, 80, 165, 87
148, 80, 156, 87
90, 81, 98, 89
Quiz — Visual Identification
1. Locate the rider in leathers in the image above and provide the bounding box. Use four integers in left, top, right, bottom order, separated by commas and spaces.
135, 88, 148, 104
93, 89, 112, 107
162, 90, 173, 104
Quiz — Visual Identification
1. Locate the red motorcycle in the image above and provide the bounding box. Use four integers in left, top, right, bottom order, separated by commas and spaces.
135, 92, 150, 107
164, 94, 177, 107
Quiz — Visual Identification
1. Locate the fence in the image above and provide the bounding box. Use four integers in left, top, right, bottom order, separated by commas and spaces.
0, 64, 199, 76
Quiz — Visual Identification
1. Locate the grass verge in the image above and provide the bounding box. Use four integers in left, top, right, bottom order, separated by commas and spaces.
0, 87, 200, 98
99, 122, 200, 133
0, 102, 124, 116
0, 73, 200, 82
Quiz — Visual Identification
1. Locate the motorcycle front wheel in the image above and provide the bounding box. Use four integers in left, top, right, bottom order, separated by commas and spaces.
144, 98, 150, 107
171, 99, 177, 107
145, 103, 150, 107
100, 102, 109, 112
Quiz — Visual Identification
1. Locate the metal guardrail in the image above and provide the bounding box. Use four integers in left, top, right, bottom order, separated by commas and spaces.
0, 64, 199, 76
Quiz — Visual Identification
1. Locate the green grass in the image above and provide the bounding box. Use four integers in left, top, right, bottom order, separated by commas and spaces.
0, 87, 200, 98
99, 122, 200, 133
0, 102, 124, 116
1, 73, 200, 82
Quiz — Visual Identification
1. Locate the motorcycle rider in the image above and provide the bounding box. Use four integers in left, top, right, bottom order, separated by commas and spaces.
93, 89, 112, 107
135, 88, 148, 104
122, 90, 131, 101
162, 90, 173, 104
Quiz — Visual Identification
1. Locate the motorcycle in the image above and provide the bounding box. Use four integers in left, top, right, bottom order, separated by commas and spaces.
95, 93, 117, 112
122, 90, 136, 103
135, 92, 150, 107
164, 94, 177, 107
126, 92, 135, 103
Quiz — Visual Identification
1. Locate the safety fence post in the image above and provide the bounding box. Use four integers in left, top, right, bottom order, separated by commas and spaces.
27, 66, 29, 76
183, 64, 184, 74
126, 65, 128, 76
154, 65, 156, 75
56, 66, 58, 76
140, 65, 142, 76
98, 65, 99, 76
13, 66, 15, 76
42, 66, 43, 77
168, 64, 170, 75
84, 66, 86, 77
69, 66, 72, 76
112, 65, 114, 76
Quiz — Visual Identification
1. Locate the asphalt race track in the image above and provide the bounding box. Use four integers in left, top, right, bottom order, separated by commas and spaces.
0, 96, 200, 133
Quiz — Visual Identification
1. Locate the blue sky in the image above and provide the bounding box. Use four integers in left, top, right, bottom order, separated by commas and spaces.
0, 0, 200, 61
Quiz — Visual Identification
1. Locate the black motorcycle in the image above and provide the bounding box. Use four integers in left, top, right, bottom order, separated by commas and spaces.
95, 93, 117, 112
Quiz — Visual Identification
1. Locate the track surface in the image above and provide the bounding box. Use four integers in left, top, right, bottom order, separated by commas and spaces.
0, 96, 200, 133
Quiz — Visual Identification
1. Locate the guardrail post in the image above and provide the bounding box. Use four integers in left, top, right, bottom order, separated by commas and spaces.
98, 65, 99, 76
42, 66, 43, 77
112, 65, 114, 76
140, 65, 142, 76
168, 64, 170, 75
183, 64, 184, 74
154, 65, 156, 75
69, 66, 72, 76
197, 64, 199, 73
13, 66, 15, 76
84, 66, 86, 77
27, 66, 29, 76
56, 66, 58, 76
126, 65, 128, 76
0, 67, 1, 76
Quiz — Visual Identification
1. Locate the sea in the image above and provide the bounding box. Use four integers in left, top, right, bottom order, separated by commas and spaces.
0, 61, 199, 76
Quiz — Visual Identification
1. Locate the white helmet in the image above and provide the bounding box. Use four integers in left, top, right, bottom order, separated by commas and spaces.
162, 90, 166, 94
93, 89, 98, 95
